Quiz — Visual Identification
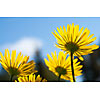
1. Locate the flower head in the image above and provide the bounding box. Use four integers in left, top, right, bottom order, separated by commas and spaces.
44, 51, 83, 81
16, 74, 47, 82
0, 49, 37, 77
52, 23, 99, 60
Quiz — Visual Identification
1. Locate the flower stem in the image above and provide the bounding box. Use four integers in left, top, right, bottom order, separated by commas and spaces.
71, 52, 76, 82
10, 75, 13, 82
58, 74, 61, 82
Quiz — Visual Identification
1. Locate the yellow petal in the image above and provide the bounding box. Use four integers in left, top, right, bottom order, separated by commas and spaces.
11, 50, 16, 68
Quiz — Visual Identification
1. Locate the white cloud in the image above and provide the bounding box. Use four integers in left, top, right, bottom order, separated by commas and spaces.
0, 37, 43, 58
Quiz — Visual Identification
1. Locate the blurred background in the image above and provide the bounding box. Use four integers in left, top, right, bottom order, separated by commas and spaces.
0, 17, 100, 82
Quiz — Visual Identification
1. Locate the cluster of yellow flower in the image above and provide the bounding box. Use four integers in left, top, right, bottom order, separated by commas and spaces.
0, 23, 99, 82
0, 49, 47, 82
44, 23, 99, 82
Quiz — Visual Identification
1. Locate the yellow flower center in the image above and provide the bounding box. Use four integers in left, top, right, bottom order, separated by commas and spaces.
65, 42, 79, 53
56, 66, 66, 75
8, 67, 20, 76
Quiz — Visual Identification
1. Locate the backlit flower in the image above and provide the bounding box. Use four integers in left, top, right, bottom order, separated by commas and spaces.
44, 51, 82, 81
0, 49, 37, 77
52, 23, 99, 60
16, 74, 47, 82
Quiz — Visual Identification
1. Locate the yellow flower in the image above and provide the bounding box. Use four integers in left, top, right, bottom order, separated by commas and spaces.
52, 23, 99, 61
16, 74, 47, 82
44, 51, 82, 81
0, 49, 37, 77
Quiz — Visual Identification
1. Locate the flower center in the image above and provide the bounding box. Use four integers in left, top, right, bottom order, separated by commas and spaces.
55, 66, 66, 75
65, 42, 79, 53
8, 67, 20, 76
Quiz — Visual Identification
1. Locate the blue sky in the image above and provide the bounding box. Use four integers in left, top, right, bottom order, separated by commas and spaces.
0, 17, 100, 59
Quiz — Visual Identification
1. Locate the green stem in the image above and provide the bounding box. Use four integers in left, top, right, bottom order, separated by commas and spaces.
10, 75, 13, 82
71, 52, 76, 82
58, 74, 61, 82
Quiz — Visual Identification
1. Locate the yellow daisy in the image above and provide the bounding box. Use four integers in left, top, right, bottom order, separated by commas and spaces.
52, 23, 99, 61
44, 51, 83, 81
0, 49, 37, 79
16, 74, 47, 82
